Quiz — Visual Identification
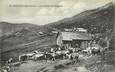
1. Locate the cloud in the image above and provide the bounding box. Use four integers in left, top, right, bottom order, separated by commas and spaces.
37, 8, 49, 16
73, 2, 86, 11
0, 0, 112, 25
1, 15, 64, 25
58, 1, 86, 17
72, 2, 86, 15
59, 1, 75, 10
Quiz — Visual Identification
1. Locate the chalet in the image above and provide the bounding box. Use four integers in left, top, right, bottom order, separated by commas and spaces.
56, 31, 92, 49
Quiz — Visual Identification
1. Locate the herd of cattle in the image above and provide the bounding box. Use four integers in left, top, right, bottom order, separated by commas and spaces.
0, 46, 109, 72
18, 49, 78, 62
7, 46, 109, 63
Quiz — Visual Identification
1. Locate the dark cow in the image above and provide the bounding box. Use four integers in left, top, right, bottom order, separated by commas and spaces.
19, 55, 28, 62
35, 56, 45, 61
91, 48, 100, 55
54, 54, 66, 60
44, 53, 55, 61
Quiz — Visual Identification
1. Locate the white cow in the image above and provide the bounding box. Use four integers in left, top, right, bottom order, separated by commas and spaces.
2, 69, 7, 72
82, 47, 92, 54
55, 51, 62, 55
61, 50, 70, 54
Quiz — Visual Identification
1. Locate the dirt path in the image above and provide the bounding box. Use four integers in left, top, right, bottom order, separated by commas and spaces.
12, 60, 73, 72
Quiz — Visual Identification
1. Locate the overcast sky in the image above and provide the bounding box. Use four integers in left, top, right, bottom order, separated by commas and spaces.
0, 0, 114, 25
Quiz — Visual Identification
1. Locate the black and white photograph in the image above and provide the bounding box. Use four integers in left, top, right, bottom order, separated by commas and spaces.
0, 0, 115, 72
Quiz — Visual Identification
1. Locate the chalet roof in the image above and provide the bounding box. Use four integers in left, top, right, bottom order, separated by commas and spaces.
61, 32, 92, 41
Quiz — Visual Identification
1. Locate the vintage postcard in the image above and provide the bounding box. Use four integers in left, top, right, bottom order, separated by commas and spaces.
0, 0, 115, 72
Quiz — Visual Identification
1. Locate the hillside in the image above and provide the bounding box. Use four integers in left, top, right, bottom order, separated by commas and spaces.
0, 22, 41, 36
0, 2, 115, 62
46, 2, 114, 34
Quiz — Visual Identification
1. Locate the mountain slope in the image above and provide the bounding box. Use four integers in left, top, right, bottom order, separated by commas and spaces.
46, 2, 114, 34
0, 2, 114, 63
0, 22, 41, 36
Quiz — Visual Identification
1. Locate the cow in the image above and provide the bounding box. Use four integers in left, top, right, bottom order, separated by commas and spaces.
61, 50, 70, 54
49, 53, 56, 61
1, 66, 10, 72
66, 53, 72, 60
19, 51, 39, 61
55, 50, 69, 60
55, 51, 62, 55
1, 69, 8, 72
82, 47, 92, 54
32, 53, 44, 61
19, 54, 28, 62
25, 53, 36, 59
43, 53, 55, 62
33, 52, 55, 62
91, 47, 101, 55
66, 53, 79, 60
6, 58, 13, 64
54, 53, 66, 60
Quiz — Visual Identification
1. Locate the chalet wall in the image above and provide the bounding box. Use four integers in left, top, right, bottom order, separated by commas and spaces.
57, 33, 63, 46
